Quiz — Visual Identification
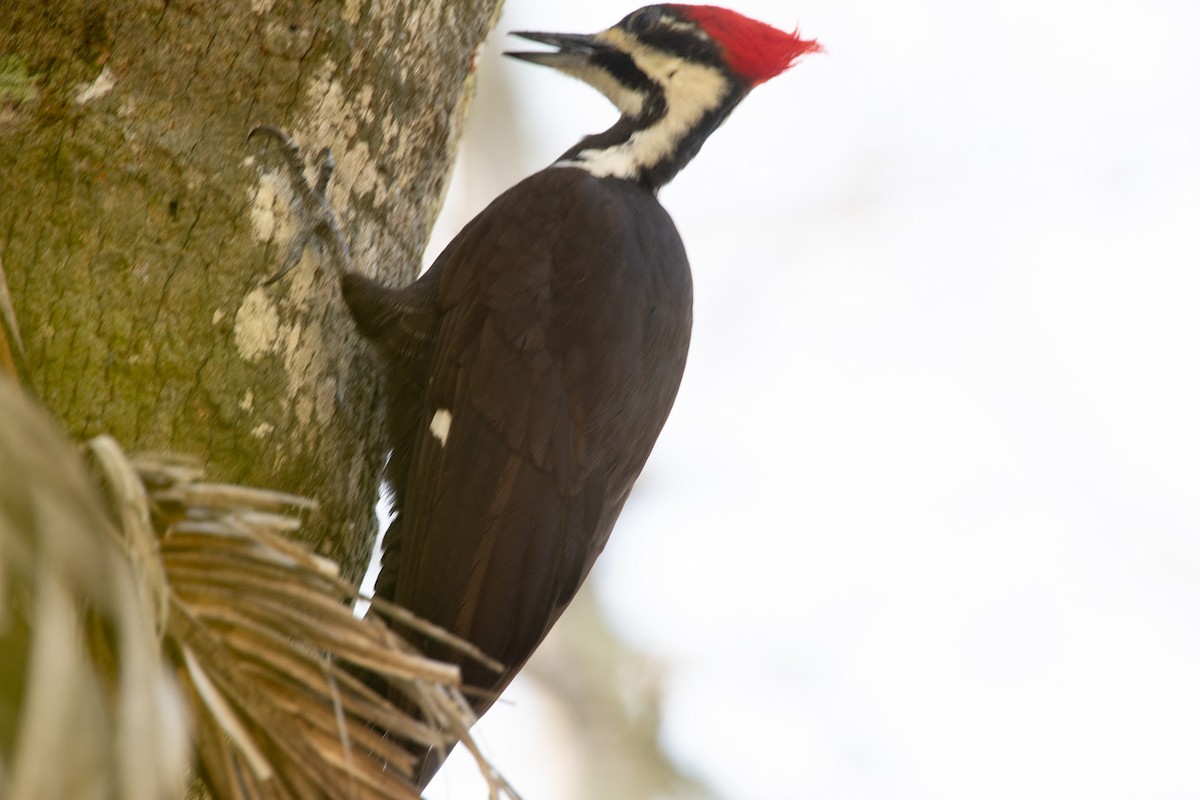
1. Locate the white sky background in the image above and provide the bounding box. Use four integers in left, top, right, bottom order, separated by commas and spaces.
396, 0, 1200, 797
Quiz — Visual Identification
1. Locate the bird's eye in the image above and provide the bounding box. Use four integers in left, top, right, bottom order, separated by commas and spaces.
629, 9, 661, 34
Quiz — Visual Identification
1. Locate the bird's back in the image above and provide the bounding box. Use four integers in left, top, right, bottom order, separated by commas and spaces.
371, 166, 692, 708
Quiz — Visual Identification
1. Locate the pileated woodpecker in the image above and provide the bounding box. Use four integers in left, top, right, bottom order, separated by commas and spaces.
256, 3, 818, 788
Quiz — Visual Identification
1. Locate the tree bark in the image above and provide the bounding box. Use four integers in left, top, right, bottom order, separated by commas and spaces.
0, 0, 503, 578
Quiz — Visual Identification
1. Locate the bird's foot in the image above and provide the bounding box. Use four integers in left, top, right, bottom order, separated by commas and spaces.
248, 125, 353, 285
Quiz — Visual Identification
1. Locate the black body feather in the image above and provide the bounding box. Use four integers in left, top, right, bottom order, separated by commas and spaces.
342, 167, 692, 784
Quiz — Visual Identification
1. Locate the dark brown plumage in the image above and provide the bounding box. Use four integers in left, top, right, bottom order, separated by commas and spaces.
343, 169, 691, 786
345, 168, 692, 692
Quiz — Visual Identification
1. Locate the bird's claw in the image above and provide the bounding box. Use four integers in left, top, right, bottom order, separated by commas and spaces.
248, 125, 352, 285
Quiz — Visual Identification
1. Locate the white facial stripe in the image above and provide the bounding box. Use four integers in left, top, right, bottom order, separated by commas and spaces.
557, 62, 645, 118
663, 15, 707, 40
430, 408, 451, 446
560, 27, 729, 180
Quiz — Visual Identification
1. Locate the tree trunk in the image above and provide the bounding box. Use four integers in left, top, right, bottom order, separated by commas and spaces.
0, 0, 504, 578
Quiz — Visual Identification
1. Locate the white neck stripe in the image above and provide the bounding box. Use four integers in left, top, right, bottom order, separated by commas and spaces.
556, 29, 730, 181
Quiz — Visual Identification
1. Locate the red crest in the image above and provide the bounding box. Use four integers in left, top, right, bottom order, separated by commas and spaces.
667, 5, 822, 86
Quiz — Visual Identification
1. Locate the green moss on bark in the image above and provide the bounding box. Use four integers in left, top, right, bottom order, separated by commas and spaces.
0, 0, 503, 575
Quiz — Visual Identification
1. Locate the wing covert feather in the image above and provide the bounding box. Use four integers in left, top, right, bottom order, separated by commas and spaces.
375, 168, 693, 709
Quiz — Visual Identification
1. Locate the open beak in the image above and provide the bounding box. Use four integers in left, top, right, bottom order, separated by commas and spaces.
504, 31, 609, 70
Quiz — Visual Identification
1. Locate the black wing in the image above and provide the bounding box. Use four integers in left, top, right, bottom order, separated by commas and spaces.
341, 268, 440, 526
368, 168, 692, 709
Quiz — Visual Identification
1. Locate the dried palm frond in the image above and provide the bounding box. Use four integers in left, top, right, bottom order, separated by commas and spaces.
86, 441, 519, 800
1, 370, 517, 799
0, 377, 188, 800
0, 253, 25, 380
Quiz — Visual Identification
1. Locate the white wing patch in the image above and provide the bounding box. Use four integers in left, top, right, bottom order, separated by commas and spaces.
430, 408, 452, 446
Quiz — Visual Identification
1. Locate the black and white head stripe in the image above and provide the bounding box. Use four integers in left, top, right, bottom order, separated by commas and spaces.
556, 6, 745, 187
508, 4, 814, 189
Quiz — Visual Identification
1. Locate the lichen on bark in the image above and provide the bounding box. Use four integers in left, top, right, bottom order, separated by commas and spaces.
0, 0, 504, 577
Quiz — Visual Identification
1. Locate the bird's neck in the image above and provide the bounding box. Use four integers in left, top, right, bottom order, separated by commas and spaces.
556, 72, 747, 191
